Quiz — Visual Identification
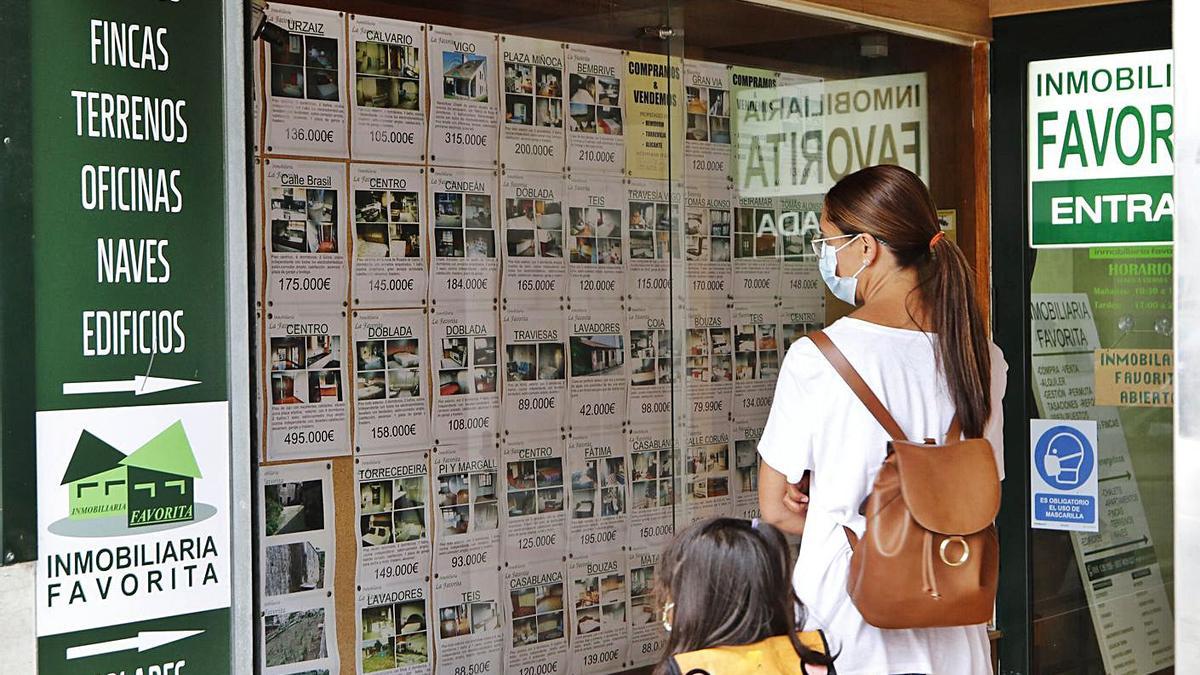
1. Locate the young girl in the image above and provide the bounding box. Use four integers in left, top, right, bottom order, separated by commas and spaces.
654, 517, 835, 675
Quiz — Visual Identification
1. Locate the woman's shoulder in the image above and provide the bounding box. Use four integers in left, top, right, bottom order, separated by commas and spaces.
782, 318, 906, 368
778, 318, 890, 382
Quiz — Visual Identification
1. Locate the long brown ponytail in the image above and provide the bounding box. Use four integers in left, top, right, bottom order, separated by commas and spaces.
823, 165, 992, 437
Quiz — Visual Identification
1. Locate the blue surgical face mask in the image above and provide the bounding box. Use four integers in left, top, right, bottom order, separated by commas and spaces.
817, 234, 867, 305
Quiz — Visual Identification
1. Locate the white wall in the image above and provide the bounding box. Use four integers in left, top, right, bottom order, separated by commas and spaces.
0, 562, 36, 670
1174, 1, 1200, 670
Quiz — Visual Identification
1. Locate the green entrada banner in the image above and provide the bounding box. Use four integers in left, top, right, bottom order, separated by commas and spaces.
1030, 175, 1173, 247
31, 1, 232, 673
1028, 50, 1174, 248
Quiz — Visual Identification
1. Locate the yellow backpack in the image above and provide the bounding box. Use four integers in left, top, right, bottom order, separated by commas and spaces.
671, 631, 833, 675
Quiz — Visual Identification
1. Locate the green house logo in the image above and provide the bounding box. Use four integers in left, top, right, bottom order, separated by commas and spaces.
61, 421, 203, 528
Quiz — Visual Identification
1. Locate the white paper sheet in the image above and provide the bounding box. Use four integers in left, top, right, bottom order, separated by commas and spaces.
499, 35, 567, 173
428, 25, 499, 169
264, 158, 349, 309
265, 309, 351, 460
263, 4, 349, 158
350, 164, 428, 309
353, 309, 431, 454
565, 43, 626, 175
349, 15, 426, 163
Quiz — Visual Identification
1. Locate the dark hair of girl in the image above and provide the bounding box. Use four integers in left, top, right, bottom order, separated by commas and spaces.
652, 517, 835, 674
823, 164, 992, 438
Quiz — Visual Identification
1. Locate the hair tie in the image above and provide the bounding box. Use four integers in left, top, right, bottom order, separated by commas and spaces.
929, 231, 946, 251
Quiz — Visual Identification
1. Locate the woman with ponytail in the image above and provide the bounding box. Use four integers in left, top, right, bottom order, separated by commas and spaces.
757, 165, 1007, 674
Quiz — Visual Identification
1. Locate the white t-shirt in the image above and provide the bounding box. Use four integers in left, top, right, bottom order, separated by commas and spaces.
757, 317, 1007, 675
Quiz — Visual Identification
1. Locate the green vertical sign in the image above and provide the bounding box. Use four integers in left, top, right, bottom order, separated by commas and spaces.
31, 2, 233, 673
1028, 50, 1174, 247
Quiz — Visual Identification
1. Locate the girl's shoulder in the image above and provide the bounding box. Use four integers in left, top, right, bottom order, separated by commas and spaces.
670, 631, 834, 675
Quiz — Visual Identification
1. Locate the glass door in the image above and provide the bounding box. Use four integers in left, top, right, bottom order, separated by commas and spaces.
992, 2, 1175, 673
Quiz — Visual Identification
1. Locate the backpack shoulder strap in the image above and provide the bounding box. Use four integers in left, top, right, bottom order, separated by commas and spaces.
946, 415, 962, 441
809, 330, 907, 442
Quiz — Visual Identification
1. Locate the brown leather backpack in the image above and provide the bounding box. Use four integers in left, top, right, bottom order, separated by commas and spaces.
810, 331, 1000, 629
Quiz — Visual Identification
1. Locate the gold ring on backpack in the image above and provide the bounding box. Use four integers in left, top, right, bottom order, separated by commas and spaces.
939, 536, 970, 567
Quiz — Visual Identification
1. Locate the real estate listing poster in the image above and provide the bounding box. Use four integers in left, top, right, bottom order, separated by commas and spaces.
779, 303, 822, 354
626, 302, 673, 428
501, 169, 568, 301
350, 15, 426, 163
565, 43, 625, 175
568, 304, 628, 431
432, 443, 501, 565
255, 305, 267, 458
266, 309, 350, 460
500, 35, 567, 172
357, 576, 432, 675
683, 417, 733, 525
430, 444, 503, 674
564, 170, 628, 302
264, 158, 349, 308
566, 173, 627, 303
501, 434, 568, 563
431, 562, 504, 675
355, 453, 435, 675
568, 552, 630, 674
253, 37, 264, 154
356, 451, 433, 586
731, 71, 821, 198
684, 301, 733, 421
353, 309, 431, 454
731, 418, 765, 520
778, 194, 823, 295
729, 65, 780, 180
627, 425, 676, 550
504, 558, 570, 675
732, 194, 780, 302
779, 262, 825, 356
626, 548, 666, 667
683, 60, 732, 182
732, 302, 780, 422
624, 51, 683, 180
258, 461, 341, 675
428, 166, 501, 304
684, 179, 734, 302
501, 304, 568, 434
350, 164, 427, 309
428, 25, 499, 169
429, 301, 501, 443
263, 3, 349, 159
626, 178, 678, 305
567, 429, 629, 556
